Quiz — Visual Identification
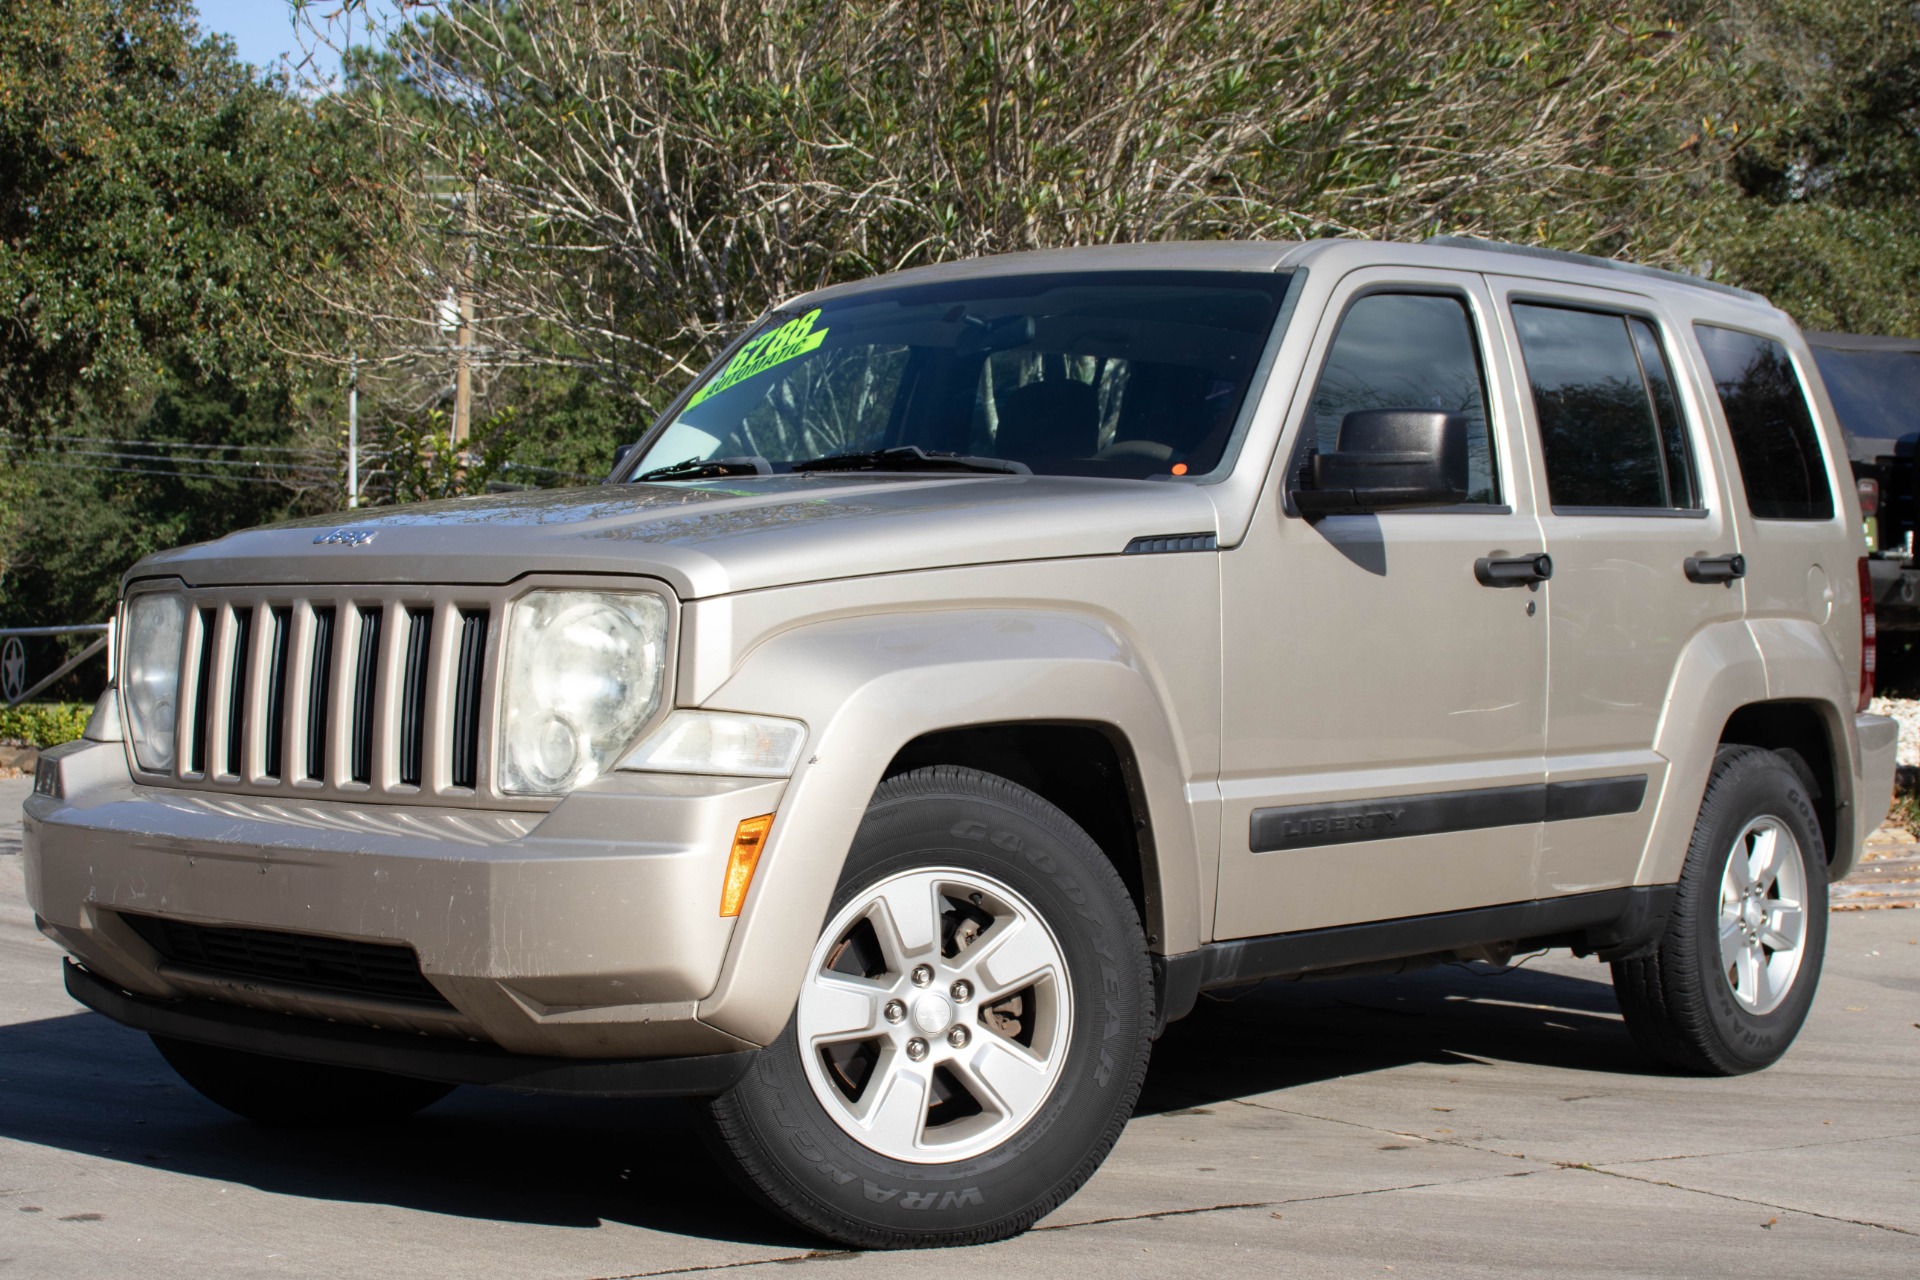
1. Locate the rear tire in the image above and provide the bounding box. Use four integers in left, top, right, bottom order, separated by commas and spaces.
702, 766, 1153, 1249
1612, 746, 1828, 1075
152, 1035, 455, 1126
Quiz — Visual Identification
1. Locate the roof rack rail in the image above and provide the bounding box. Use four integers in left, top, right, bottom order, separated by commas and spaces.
1423, 235, 1768, 305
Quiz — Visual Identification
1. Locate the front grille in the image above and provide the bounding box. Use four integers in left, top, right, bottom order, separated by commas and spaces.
120, 912, 454, 1009
158, 588, 494, 801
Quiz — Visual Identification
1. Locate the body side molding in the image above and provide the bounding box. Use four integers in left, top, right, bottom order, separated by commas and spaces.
1249, 775, 1647, 853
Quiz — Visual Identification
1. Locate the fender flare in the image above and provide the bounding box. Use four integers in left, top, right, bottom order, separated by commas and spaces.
1638, 620, 1769, 886
689, 608, 1200, 1047
1747, 616, 1867, 875
1640, 618, 1862, 885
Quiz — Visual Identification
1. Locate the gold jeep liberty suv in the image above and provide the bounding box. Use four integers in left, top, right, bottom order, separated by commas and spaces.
26, 237, 1897, 1248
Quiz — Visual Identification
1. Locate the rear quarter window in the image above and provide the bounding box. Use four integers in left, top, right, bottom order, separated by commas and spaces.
1694, 324, 1835, 521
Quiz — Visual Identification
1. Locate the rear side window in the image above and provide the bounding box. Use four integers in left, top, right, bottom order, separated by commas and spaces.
1308, 292, 1499, 503
1512, 304, 1699, 511
1695, 325, 1835, 521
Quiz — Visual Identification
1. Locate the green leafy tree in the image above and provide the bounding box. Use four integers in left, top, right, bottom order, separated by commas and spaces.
0, 1, 381, 646
1707, 0, 1920, 335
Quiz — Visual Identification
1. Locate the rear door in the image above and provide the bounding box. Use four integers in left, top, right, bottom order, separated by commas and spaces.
1488, 277, 1746, 896
1215, 267, 1550, 939
1692, 319, 1856, 707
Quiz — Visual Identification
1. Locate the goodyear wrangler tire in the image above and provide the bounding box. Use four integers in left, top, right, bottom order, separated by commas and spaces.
1611, 746, 1829, 1075
703, 766, 1153, 1249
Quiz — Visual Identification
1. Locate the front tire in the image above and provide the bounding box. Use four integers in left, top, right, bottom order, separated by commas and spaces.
703, 766, 1153, 1249
152, 1035, 456, 1126
1612, 746, 1829, 1075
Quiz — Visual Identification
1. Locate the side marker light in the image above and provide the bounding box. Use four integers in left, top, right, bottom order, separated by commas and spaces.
720, 814, 775, 917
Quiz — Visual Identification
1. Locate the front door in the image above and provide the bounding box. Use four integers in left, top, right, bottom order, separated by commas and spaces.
1216, 267, 1549, 939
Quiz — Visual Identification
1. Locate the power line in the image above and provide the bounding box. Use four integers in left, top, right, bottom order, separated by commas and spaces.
26, 434, 336, 458
8, 457, 334, 487
9, 445, 332, 475
15, 446, 335, 477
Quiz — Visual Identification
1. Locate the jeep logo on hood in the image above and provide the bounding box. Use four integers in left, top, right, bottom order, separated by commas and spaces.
313, 528, 377, 547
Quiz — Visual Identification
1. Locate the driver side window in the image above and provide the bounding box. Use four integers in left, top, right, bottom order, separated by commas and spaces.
1308, 293, 1500, 504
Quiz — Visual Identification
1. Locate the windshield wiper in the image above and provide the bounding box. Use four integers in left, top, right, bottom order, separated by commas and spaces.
631, 455, 772, 483
791, 446, 1030, 476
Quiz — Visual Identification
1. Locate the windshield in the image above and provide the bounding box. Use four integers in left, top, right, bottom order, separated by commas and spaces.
627, 270, 1294, 481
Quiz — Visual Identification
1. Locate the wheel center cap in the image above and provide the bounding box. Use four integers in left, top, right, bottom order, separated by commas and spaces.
1742, 900, 1763, 932
910, 993, 954, 1035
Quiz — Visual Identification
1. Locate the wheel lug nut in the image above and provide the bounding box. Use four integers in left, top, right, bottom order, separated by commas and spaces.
906, 1038, 928, 1062
884, 1000, 906, 1024
947, 1026, 969, 1049
950, 980, 972, 1002
911, 964, 934, 987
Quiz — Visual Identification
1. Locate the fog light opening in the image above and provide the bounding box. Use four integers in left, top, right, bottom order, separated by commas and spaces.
720, 814, 775, 917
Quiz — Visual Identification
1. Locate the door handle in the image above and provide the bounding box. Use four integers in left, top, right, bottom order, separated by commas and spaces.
1685, 553, 1746, 585
1475, 553, 1553, 587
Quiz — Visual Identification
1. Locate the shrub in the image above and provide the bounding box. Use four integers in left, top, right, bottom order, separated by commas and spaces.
0, 701, 92, 748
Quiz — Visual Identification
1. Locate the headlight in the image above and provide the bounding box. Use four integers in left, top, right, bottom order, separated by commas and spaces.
622, 710, 807, 777
499, 590, 667, 795
122, 593, 187, 773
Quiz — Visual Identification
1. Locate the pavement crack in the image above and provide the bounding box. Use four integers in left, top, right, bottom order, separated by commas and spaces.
1596, 1129, 1920, 1168
1223, 1097, 1536, 1162
1563, 1163, 1916, 1236
590, 1251, 860, 1279
594, 1167, 1563, 1274
1036, 1165, 1550, 1235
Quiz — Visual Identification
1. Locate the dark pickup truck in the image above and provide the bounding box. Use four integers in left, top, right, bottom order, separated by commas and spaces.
1808, 331, 1920, 631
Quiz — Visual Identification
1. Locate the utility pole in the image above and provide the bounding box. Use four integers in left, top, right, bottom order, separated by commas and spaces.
452, 293, 473, 448
450, 189, 476, 449
347, 352, 360, 509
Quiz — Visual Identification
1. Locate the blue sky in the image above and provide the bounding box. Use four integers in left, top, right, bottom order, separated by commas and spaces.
191, 1, 403, 83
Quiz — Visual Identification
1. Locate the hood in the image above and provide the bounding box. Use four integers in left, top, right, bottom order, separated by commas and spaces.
132, 474, 1222, 598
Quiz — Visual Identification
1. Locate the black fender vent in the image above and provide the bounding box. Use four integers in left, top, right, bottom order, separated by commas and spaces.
1123, 533, 1218, 554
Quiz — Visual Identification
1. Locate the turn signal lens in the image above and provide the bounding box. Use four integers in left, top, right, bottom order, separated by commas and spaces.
720, 814, 774, 917
1858, 477, 1881, 517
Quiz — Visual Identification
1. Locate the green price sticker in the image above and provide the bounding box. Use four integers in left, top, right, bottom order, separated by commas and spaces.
687, 310, 830, 409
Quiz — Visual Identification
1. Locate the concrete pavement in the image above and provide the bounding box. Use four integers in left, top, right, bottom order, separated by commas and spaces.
2, 773, 1915, 1277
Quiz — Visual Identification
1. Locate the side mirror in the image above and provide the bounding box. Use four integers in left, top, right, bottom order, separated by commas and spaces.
610, 443, 635, 475
1292, 409, 1469, 516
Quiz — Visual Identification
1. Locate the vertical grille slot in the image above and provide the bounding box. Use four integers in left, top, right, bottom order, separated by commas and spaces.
349, 607, 382, 785
224, 607, 253, 777
398, 608, 433, 787
305, 607, 335, 782
450, 610, 488, 790
262, 607, 291, 781
188, 607, 216, 775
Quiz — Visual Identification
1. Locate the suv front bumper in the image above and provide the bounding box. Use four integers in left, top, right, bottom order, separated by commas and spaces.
25, 739, 784, 1061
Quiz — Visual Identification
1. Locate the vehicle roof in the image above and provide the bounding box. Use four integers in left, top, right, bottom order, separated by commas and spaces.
787, 236, 1786, 322
1806, 330, 1920, 355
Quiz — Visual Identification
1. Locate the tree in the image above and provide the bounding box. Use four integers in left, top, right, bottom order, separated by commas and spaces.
0, 1, 377, 631
1706, 0, 1920, 336
320, 0, 1738, 429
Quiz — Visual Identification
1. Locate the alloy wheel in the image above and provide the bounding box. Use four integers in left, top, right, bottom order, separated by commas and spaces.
796, 866, 1073, 1164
